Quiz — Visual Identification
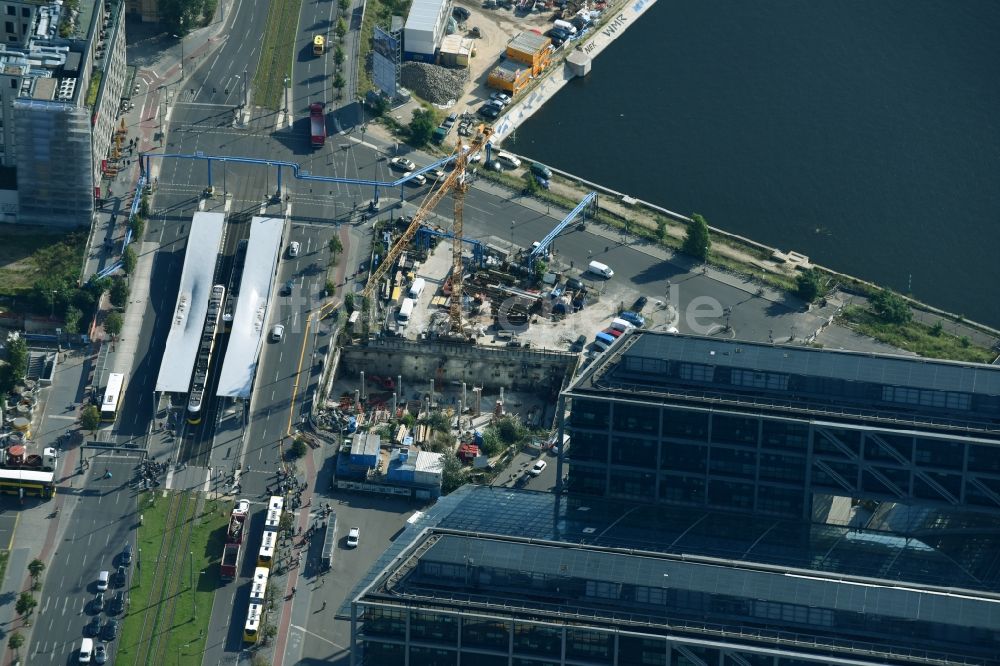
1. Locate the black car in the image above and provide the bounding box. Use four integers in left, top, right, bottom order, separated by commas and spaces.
114, 564, 127, 588
571, 334, 587, 352
565, 276, 583, 291
92, 592, 105, 613
452, 6, 471, 20
632, 295, 648, 312
86, 615, 102, 637
109, 591, 126, 615
121, 542, 133, 566
478, 104, 500, 120
102, 618, 119, 642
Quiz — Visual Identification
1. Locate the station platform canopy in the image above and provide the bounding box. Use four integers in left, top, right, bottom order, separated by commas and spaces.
155, 212, 225, 394
216, 216, 284, 399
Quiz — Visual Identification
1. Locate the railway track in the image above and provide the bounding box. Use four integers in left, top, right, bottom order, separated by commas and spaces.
132, 492, 199, 665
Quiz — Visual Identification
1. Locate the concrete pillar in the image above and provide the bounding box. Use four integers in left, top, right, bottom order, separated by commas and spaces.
474, 387, 482, 416
354, 389, 360, 407
429, 378, 435, 407
462, 382, 467, 406
457, 400, 463, 429
500, 386, 505, 403
391, 393, 397, 417
360, 371, 367, 400
397, 375, 402, 399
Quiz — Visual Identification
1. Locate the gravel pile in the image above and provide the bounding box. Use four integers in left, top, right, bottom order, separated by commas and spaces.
401, 62, 468, 105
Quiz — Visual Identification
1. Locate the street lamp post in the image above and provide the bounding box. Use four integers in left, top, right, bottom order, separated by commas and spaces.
172, 29, 185, 82
283, 76, 290, 114
189, 551, 195, 620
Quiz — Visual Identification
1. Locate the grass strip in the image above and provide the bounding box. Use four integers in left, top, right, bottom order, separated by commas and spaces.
117, 491, 176, 666
252, 0, 303, 110
163, 496, 229, 665
840, 305, 994, 363
0, 228, 87, 296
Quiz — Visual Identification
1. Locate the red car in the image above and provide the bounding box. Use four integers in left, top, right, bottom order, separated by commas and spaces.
604, 328, 623, 338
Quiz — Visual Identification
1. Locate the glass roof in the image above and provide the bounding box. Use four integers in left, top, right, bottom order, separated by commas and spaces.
340, 486, 1000, 619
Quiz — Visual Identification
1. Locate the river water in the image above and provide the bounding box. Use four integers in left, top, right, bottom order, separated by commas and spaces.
507, 0, 1000, 327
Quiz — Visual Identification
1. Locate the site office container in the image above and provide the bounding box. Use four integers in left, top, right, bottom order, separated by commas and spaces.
488, 60, 531, 94
398, 298, 416, 322
408, 277, 426, 299
506, 31, 553, 75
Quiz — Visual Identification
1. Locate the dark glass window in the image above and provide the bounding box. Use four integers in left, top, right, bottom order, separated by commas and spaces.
568, 429, 607, 463
678, 362, 714, 382
661, 443, 707, 473
363, 606, 406, 638
512, 623, 560, 657
758, 453, 805, 483
712, 415, 758, 447
662, 409, 709, 441
708, 480, 754, 509
462, 618, 509, 651
410, 611, 457, 643
609, 469, 656, 501
814, 428, 861, 458
566, 464, 606, 496
613, 403, 659, 434
660, 474, 705, 504
862, 467, 909, 496
671, 644, 718, 666
915, 438, 963, 470
513, 659, 561, 666
612, 436, 658, 467
709, 447, 757, 479
408, 646, 456, 666
969, 444, 1000, 473
362, 641, 404, 665
619, 635, 667, 666
565, 629, 612, 661
761, 420, 808, 451
572, 399, 609, 429
756, 485, 804, 516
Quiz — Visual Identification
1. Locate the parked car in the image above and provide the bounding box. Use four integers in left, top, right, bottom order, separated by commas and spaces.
114, 565, 127, 588
430, 168, 446, 180
442, 112, 458, 128
92, 593, 105, 613
604, 327, 623, 338
571, 334, 587, 352
478, 103, 501, 120
288, 241, 300, 257
270, 324, 285, 342
566, 276, 584, 290
485, 159, 502, 172
530, 460, 547, 476
620, 311, 646, 328
96, 570, 110, 592
489, 92, 512, 106
109, 591, 126, 615
452, 6, 471, 20
86, 615, 102, 637
347, 527, 361, 548
281, 279, 294, 295
530, 162, 552, 179
389, 156, 415, 171
101, 618, 119, 642
121, 543, 133, 566
548, 27, 570, 45
402, 171, 427, 186
496, 152, 521, 169
94, 644, 108, 664
534, 175, 550, 189
631, 295, 648, 311
483, 0, 497, 8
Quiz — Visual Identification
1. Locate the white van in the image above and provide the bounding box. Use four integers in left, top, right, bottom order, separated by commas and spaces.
79, 638, 94, 663
588, 260, 614, 278
408, 277, 426, 299
610, 317, 635, 333
398, 298, 415, 322
97, 570, 110, 592
553, 19, 577, 34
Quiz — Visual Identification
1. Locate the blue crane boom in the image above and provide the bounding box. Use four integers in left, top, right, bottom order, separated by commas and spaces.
527, 192, 598, 262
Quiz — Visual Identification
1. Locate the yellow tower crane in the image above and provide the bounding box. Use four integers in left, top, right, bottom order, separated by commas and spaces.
361, 125, 493, 338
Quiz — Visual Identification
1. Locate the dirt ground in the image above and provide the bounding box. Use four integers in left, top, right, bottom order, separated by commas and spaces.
451, 1, 559, 114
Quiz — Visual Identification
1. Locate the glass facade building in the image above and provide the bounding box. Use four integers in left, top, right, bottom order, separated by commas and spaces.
347, 486, 1000, 666
561, 331, 1000, 519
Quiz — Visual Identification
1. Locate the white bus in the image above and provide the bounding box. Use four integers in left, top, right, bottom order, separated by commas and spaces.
257, 529, 277, 568
243, 602, 264, 643
101, 373, 126, 422
250, 566, 269, 603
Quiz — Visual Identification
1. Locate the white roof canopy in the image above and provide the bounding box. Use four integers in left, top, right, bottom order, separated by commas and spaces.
216, 216, 284, 399
155, 212, 225, 393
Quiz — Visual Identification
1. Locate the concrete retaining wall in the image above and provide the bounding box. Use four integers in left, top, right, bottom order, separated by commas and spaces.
339, 339, 576, 393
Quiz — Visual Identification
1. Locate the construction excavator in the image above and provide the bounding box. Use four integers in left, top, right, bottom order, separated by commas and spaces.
361, 125, 494, 340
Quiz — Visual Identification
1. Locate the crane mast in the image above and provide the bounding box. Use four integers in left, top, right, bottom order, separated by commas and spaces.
361, 126, 493, 338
